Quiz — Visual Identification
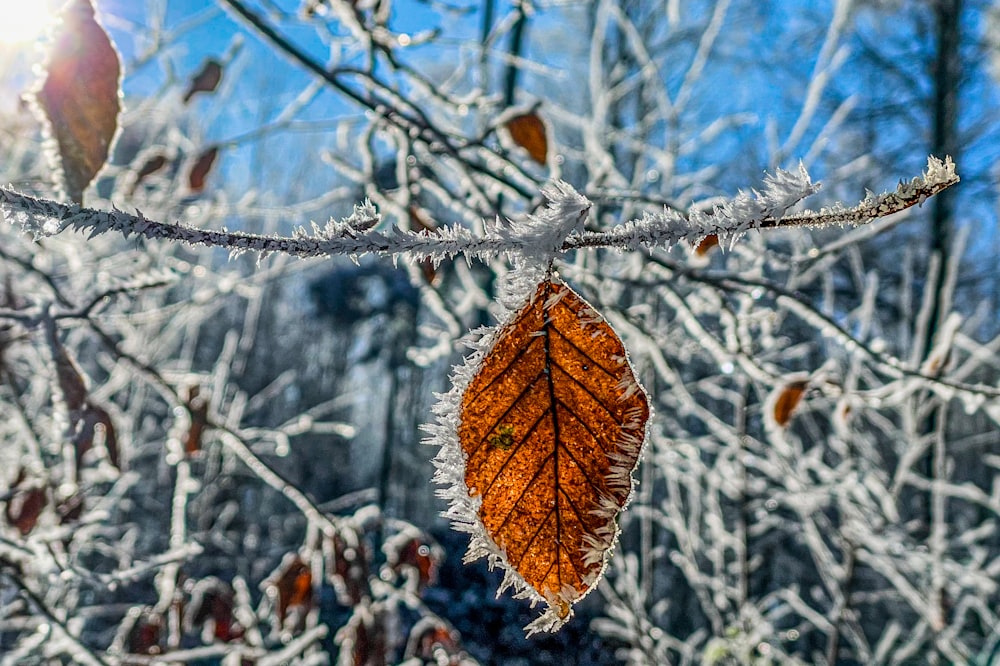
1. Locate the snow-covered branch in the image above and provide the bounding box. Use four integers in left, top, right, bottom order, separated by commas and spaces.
0, 157, 958, 264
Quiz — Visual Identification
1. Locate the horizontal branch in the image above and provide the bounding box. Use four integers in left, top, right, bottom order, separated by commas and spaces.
0, 157, 958, 264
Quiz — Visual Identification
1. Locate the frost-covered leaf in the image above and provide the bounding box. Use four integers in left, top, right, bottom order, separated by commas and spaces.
33, 0, 122, 204
453, 278, 649, 632
694, 233, 720, 256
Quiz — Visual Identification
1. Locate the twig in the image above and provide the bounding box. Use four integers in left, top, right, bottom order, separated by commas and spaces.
0, 157, 959, 263
644, 256, 1000, 401
0, 568, 112, 666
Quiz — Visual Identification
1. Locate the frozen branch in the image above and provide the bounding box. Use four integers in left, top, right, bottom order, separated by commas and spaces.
0, 157, 958, 264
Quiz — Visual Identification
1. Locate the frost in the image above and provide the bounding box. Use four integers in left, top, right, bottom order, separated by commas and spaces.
0, 157, 959, 263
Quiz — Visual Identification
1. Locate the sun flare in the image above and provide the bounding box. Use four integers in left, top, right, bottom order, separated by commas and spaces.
0, 0, 57, 44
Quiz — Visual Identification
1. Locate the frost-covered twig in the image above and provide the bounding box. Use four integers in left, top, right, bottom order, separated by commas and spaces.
216, 429, 340, 538
52, 271, 177, 321
0, 568, 112, 666
1, 157, 958, 263
645, 256, 1000, 401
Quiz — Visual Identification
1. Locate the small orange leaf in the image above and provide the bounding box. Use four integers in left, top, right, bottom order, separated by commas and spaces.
34, 0, 121, 204
266, 554, 313, 630
458, 278, 648, 630
188, 146, 219, 192
694, 233, 719, 256
772, 380, 809, 427
183, 59, 223, 103
408, 206, 440, 285
183, 385, 209, 456
505, 112, 548, 165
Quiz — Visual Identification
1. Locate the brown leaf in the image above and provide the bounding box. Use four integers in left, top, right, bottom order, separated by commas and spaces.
458, 279, 649, 627
694, 233, 720, 256
34, 0, 121, 204
267, 554, 313, 630
185, 578, 244, 643
184, 385, 209, 456
408, 206, 440, 285
335, 604, 387, 666
505, 112, 548, 165
326, 526, 370, 606
123, 608, 164, 655
383, 526, 442, 594
404, 617, 464, 663
5, 469, 47, 536
129, 153, 168, 194
188, 146, 219, 192
183, 59, 223, 103
772, 380, 809, 427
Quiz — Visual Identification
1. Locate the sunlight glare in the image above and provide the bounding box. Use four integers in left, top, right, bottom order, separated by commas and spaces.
0, 0, 56, 45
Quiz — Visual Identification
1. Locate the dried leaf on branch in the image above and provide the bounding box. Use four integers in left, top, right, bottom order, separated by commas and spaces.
769, 379, 810, 428
442, 278, 649, 633
505, 112, 549, 165
4, 469, 47, 536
